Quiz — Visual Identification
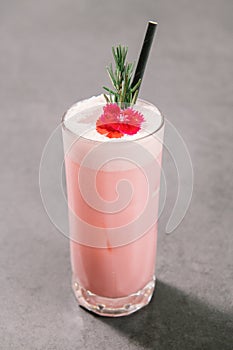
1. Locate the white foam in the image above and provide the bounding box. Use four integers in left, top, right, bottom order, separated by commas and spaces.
63, 95, 163, 142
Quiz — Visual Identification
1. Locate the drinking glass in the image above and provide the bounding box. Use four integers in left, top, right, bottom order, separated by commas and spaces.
62, 96, 164, 317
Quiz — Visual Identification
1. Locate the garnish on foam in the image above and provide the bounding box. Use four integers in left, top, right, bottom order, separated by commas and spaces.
97, 21, 157, 139
96, 103, 144, 138
96, 45, 143, 138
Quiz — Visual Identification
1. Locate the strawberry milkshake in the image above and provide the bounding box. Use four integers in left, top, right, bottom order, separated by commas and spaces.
62, 95, 164, 316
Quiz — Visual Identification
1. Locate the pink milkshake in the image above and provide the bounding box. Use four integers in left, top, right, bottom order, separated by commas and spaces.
62, 95, 164, 316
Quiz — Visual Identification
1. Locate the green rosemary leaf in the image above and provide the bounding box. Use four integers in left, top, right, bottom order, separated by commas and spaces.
103, 86, 117, 95
103, 45, 140, 107
112, 47, 117, 63
116, 46, 120, 63
131, 89, 139, 106
131, 78, 142, 93
106, 65, 117, 88
121, 73, 127, 103
103, 93, 110, 103
128, 62, 135, 79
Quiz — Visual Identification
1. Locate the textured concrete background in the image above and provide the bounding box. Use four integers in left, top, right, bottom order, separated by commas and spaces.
0, 0, 233, 349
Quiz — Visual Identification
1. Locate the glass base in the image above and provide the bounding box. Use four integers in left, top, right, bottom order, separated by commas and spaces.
72, 275, 156, 317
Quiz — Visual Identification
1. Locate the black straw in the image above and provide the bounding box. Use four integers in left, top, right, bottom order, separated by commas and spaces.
131, 21, 157, 90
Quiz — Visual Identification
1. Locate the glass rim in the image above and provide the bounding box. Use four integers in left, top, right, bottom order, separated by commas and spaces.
61, 97, 165, 143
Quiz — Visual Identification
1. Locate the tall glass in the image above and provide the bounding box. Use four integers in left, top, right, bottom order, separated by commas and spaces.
62, 95, 164, 317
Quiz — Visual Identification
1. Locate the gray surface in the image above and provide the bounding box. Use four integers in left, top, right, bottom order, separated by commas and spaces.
1, 0, 233, 349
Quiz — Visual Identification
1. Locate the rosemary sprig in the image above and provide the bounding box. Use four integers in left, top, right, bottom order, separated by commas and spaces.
103, 45, 141, 109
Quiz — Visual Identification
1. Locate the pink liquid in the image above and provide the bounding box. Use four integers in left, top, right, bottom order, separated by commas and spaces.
65, 151, 162, 298
62, 97, 164, 302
